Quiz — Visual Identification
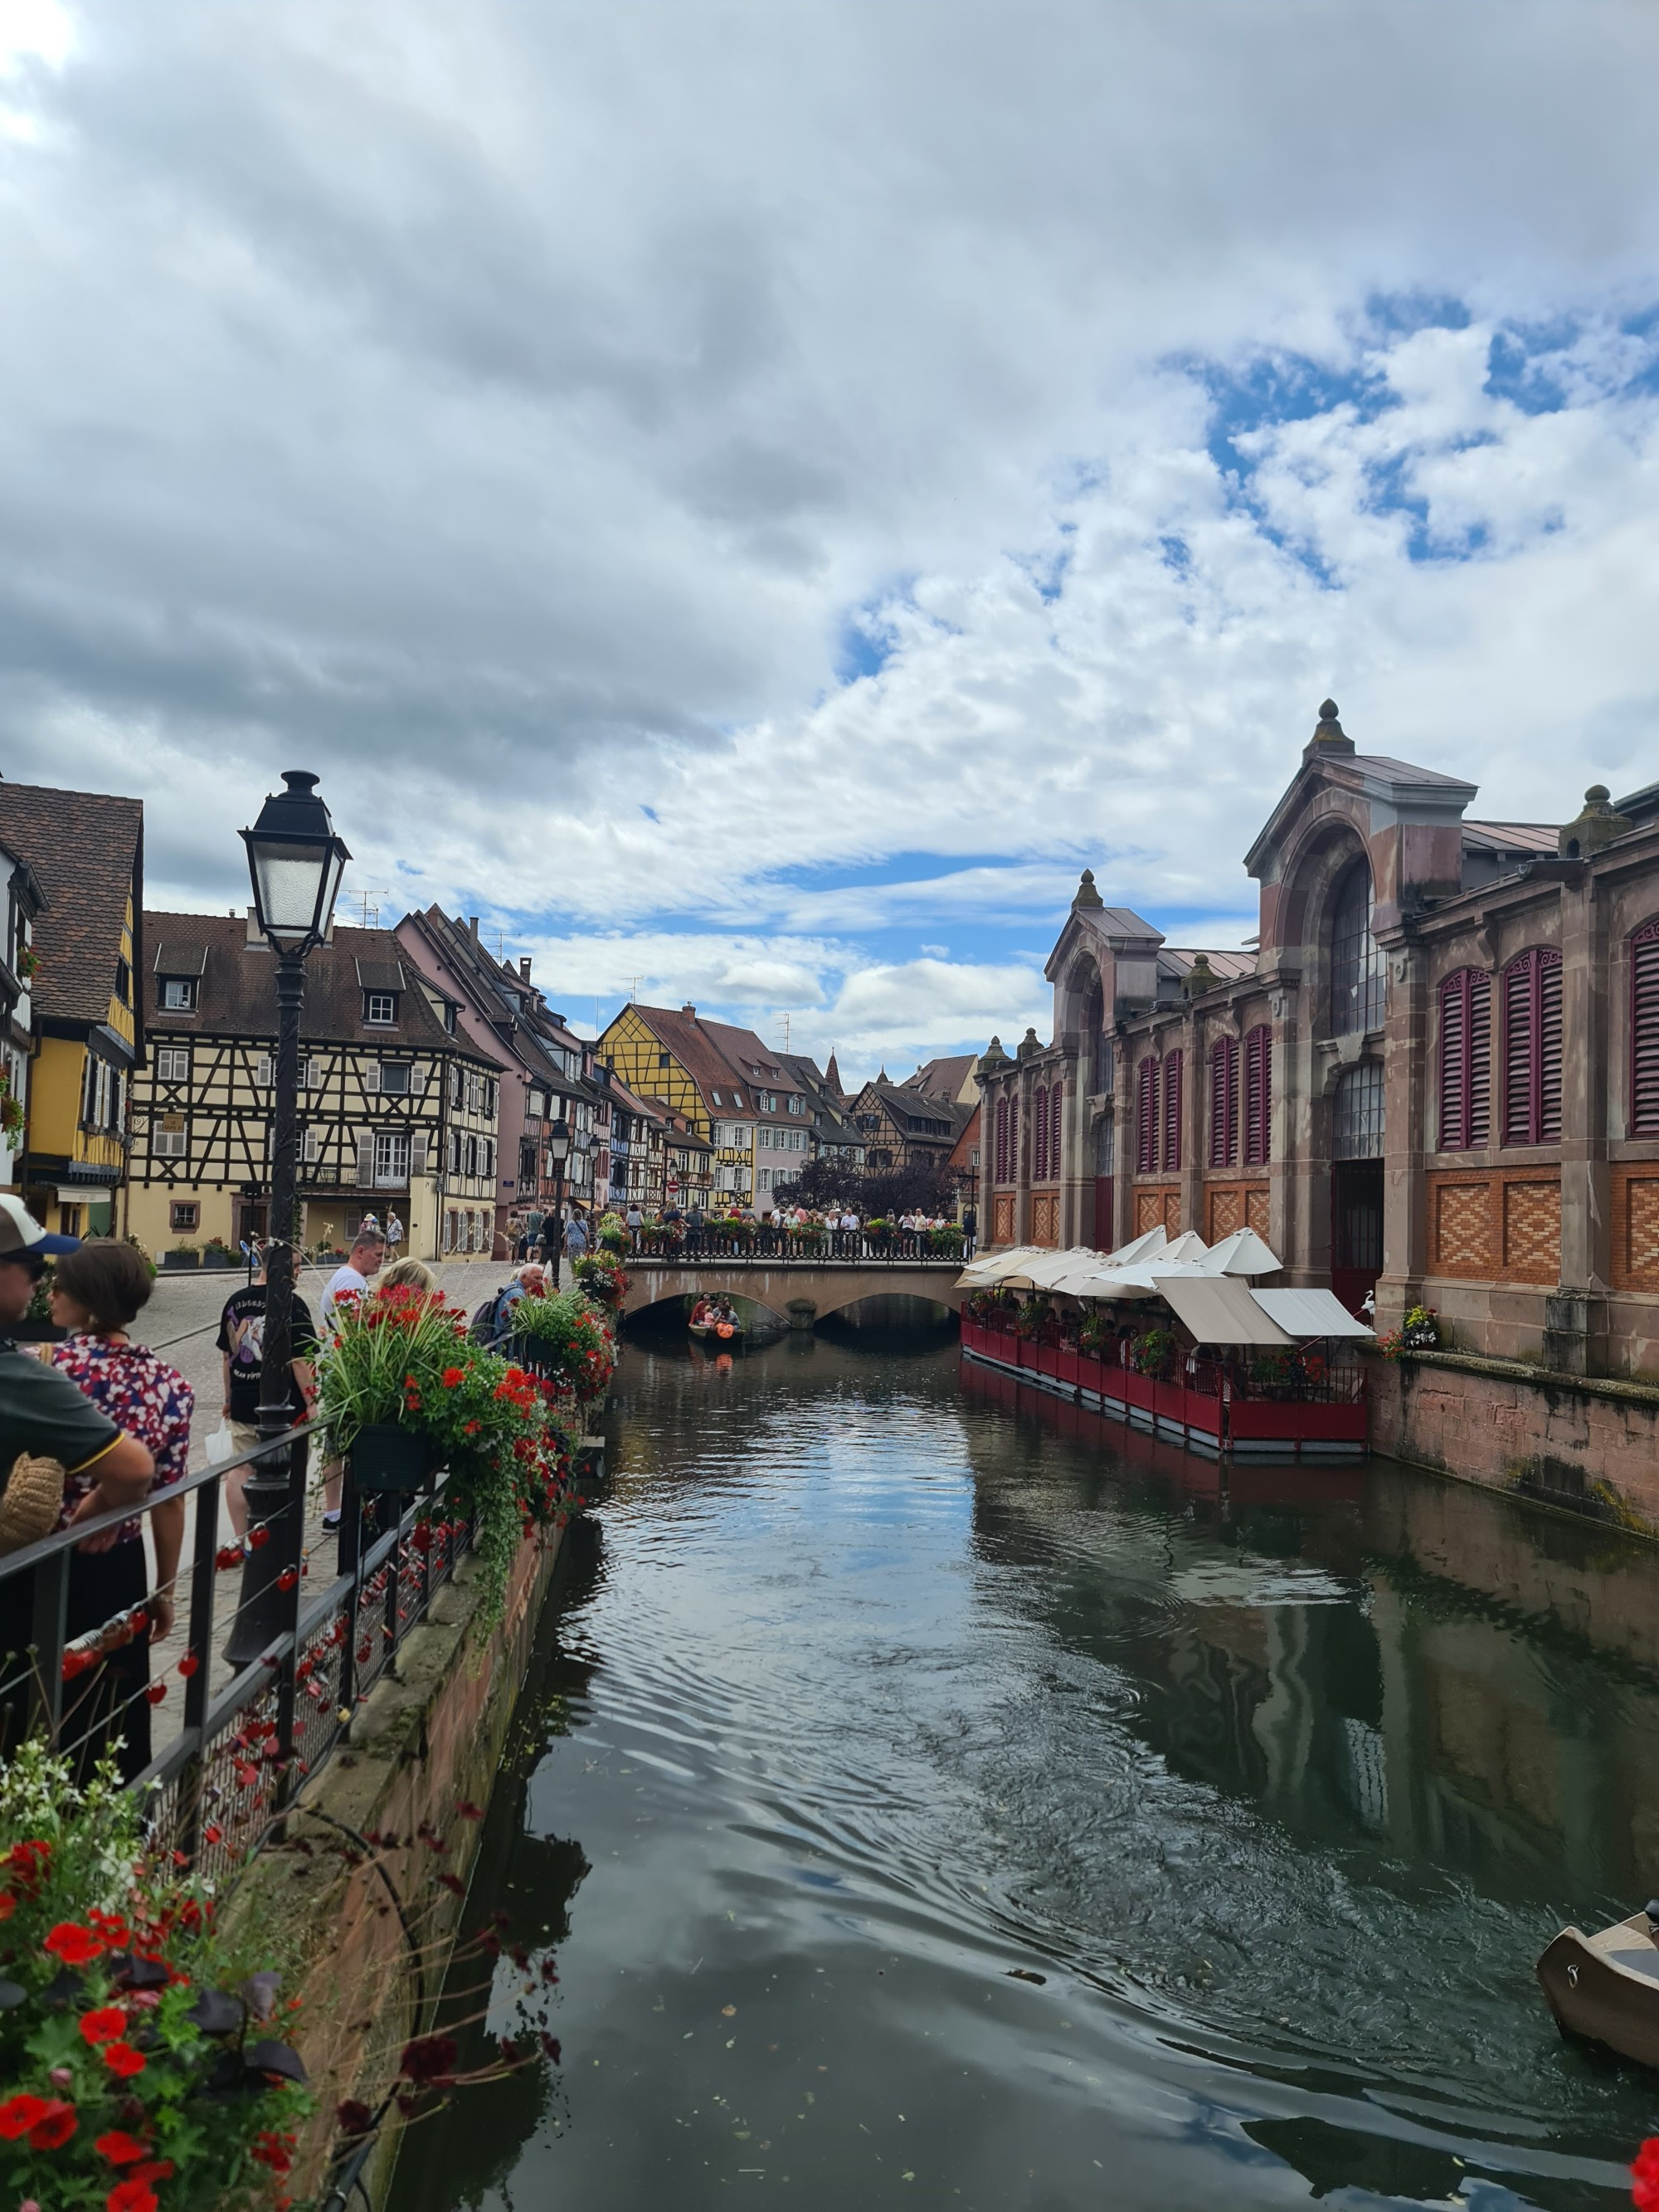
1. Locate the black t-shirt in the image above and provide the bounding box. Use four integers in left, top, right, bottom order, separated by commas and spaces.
216, 1287, 319, 1424
0, 1342, 120, 1474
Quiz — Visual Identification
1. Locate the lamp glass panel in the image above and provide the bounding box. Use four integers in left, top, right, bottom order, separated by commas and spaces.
251, 841, 333, 941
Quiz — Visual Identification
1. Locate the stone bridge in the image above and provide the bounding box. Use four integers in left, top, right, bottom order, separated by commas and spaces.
621, 1257, 966, 1328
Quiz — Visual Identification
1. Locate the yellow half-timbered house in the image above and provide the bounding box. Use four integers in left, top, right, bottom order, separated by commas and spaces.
0, 783, 144, 1237
129, 914, 503, 1263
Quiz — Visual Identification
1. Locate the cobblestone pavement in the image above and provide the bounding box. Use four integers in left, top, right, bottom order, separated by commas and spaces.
126, 1257, 523, 1757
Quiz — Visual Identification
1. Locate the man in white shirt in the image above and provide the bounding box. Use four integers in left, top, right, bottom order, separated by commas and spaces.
319, 1226, 385, 1527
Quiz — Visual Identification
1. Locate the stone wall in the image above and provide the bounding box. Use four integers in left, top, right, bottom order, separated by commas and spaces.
1368, 1349, 1659, 1529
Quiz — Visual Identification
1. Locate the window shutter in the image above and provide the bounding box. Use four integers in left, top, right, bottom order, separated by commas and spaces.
1539, 952, 1562, 1142
362, 1061, 381, 1094
410, 1132, 429, 1174
1136, 1057, 1158, 1175
1161, 1050, 1182, 1173
1501, 948, 1562, 1145
1469, 971, 1491, 1147
356, 1133, 373, 1186
1034, 1087, 1048, 1182
1439, 973, 1467, 1150
1209, 1037, 1237, 1167
995, 1097, 1007, 1182
1050, 1084, 1063, 1177
1632, 923, 1659, 1134
255, 1055, 274, 1087
409, 1066, 426, 1097
300, 1126, 320, 1163
1243, 1026, 1272, 1166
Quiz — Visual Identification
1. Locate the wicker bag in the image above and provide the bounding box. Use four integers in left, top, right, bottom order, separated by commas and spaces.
0, 1454, 66, 1557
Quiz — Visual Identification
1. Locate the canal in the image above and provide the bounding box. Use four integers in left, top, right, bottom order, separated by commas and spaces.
392, 1323, 1659, 2210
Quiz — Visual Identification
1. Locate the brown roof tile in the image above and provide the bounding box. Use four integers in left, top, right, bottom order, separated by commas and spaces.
0, 783, 143, 1027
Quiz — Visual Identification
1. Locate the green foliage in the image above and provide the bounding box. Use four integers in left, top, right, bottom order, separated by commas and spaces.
510, 1289, 617, 1403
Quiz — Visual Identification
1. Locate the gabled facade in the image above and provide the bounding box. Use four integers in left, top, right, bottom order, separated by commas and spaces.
777, 1051, 865, 1172
0, 785, 144, 1238
598, 1002, 811, 1212
976, 696, 1659, 1381
129, 914, 502, 1262
0, 840, 46, 1196
845, 1075, 966, 1176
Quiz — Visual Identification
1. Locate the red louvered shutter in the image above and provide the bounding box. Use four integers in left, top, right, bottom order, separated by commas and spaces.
1050, 1084, 1063, 1178
1162, 1050, 1182, 1173
1137, 1057, 1158, 1175
1632, 923, 1659, 1134
1539, 952, 1562, 1142
1502, 956, 1533, 1144
1469, 971, 1491, 1147
1008, 1094, 1019, 1182
1243, 1026, 1271, 1166
1209, 1036, 1238, 1167
1034, 1086, 1048, 1182
1439, 973, 1467, 1150
994, 1097, 1006, 1182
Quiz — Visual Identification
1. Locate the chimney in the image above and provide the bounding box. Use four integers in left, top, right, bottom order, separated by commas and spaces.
469, 916, 480, 943
518, 956, 532, 982
682, 1002, 696, 1017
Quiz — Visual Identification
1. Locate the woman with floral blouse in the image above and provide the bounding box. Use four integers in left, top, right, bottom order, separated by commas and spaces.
46, 1240, 193, 1779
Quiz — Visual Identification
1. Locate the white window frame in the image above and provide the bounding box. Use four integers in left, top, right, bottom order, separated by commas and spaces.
365, 992, 397, 1026
160, 977, 196, 1012
372, 1130, 410, 1187
156, 1045, 191, 1084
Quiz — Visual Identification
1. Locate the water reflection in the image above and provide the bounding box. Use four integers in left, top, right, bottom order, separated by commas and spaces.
395, 1333, 1659, 2212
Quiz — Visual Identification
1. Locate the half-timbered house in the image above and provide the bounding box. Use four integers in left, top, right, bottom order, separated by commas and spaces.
129, 913, 502, 1262
0, 784, 144, 1238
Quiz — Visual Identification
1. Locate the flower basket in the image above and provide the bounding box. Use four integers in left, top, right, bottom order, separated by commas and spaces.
349, 1421, 434, 1492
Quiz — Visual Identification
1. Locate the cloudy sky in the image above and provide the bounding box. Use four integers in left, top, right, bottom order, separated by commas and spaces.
3, 1, 1658, 1079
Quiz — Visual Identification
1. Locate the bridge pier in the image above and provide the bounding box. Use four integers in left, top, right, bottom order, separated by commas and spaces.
786, 1298, 818, 1332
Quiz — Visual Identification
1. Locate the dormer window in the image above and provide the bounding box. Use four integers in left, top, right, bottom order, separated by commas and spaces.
160, 977, 197, 1012
364, 992, 398, 1026
354, 956, 406, 1031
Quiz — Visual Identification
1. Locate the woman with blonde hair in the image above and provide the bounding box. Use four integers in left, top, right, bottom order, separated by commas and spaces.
379, 1257, 436, 1295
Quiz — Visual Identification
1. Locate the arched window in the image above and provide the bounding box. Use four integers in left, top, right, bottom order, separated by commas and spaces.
1136, 1056, 1159, 1174
1631, 921, 1659, 1135
1243, 1026, 1272, 1166
1209, 1036, 1238, 1167
994, 1096, 1009, 1184
1438, 968, 1491, 1150
1334, 1061, 1385, 1158
1330, 859, 1386, 1036
1501, 948, 1562, 1146
1161, 1050, 1183, 1173
1034, 1086, 1049, 1182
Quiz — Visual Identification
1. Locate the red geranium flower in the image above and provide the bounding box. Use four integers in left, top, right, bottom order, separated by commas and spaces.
28, 2098, 77, 2149
0, 2094, 48, 2139
441, 1367, 465, 1388
80, 2006, 129, 2045
107, 2182, 158, 2212
130, 2161, 174, 2185
100, 2042, 146, 2078
44, 1922, 105, 1966
95, 2130, 148, 2164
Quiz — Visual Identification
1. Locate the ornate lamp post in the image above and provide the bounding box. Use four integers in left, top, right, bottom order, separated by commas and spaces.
547, 1118, 571, 1284
226, 772, 350, 1665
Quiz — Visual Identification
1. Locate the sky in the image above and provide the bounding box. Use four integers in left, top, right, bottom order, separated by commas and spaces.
3, 2, 1659, 1080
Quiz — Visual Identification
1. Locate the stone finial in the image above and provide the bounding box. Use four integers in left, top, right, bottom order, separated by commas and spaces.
1182, 952, 1219, 996
1558, 783, 1623, 860
1073, 867, 1104, 909
976, 1035, 1012, 1075
1016, 1026, 1043, 1060
1305, 697, 1355, 760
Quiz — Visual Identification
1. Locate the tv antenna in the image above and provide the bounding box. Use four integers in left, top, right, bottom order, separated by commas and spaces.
781, 1011, 791, 1050
340, 888, 390, 928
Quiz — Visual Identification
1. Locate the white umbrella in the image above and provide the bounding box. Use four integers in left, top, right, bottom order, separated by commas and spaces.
1190, 1227, 1282, 1277
1097, 1225, 1170, 1269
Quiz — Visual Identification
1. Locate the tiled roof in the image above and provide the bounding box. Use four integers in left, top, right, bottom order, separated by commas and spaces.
626, 1004, 757, 1114
142, 914, 485, 1050
1350, 754, 1479, 791
1461, 820, 1559, 855
1160, 947, 1259, 982
904, 1054, 976, 1100
0, 782, 142, 1026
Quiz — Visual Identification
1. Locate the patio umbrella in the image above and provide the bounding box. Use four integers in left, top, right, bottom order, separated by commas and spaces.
1190, 1227, 1282, 1277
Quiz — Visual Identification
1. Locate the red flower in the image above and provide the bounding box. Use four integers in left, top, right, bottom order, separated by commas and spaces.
44, 1922, 106, 1966
107, 2182, 158, 2212
399, 2033, 459, 2085
1635, 2141, 1659, 2212
130, 2161, 174, 2185
441, 1366, 465, 1388
80, 2006, 129, 2045
101, 2042, 146, 2078
95, 2130, 148, 2164
28, 2098, 78, 2149
0, 2094, 48, 2139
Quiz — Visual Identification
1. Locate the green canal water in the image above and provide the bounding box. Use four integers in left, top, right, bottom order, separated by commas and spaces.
392, 1325, 1659, 2210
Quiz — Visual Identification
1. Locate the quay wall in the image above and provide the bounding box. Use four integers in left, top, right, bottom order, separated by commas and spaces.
226, 1498, 582, 2205
1368, 1350, 1659, 1532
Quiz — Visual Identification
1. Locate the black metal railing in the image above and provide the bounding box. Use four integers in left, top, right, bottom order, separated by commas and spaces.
626, 1228, 971, 1264
0, 1425, 469, 1881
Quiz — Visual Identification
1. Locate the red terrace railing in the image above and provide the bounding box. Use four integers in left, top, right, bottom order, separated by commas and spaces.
957, 1318, 1368, 1459
0, 1422, 471, 1883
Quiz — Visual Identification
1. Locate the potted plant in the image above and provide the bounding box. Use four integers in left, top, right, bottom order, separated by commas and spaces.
572, 1252, 628, 1308
162, 1243, 200, 1272
202, 1235, 237, 1270
1133, 1326, 1179, 1381
508, 1289, 617, 1406
315, 1283, 472, 1493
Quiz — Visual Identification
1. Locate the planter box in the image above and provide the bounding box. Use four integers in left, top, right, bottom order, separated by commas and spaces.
162, 1251, 201, 1271
349, 1424, 433, 1493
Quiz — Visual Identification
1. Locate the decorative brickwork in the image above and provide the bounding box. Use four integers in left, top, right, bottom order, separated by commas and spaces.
1030, 1192, 1059, 1247
1244, 1186, 1271, 1240
1612, 1167, 1659, 1291
992, 1192, 1014, 1245
1135, 1184, 1181, 1235
1433, 1180, 1494, 1276
1502, 1177, 1561, 1282
1205, 1182, 1270, 1242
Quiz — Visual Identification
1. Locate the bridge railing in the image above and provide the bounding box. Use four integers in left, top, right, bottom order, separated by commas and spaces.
631, 1227, 969, 1264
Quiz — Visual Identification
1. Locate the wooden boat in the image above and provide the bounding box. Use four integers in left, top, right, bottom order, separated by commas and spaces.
1537, 1902, 1659, 2068
688, 1317, 743, 1342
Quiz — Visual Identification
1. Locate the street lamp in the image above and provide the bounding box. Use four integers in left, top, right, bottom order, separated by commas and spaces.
547, 1118, 571, 1284
226, 772, 350, 1666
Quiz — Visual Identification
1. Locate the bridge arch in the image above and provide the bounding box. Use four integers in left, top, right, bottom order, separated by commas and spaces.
621, 1262, 965, 1328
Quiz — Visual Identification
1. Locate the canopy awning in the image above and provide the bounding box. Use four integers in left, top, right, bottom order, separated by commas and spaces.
1250, 1287, 1376, 1340
1098, 1225, 1170, 1269
956, 1245, 1046, 1287
1190, 1227, 1282, 1277
1157, 1274, 1298, 1347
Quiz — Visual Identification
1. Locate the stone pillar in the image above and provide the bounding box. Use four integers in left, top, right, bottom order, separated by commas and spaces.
1111, 1027, 1135, 1249
1552, 865, 1608, 1374
1267, 977, 1306, 1282
1374, 928, 1428, 1334
1180, 1006, 1204, 1240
